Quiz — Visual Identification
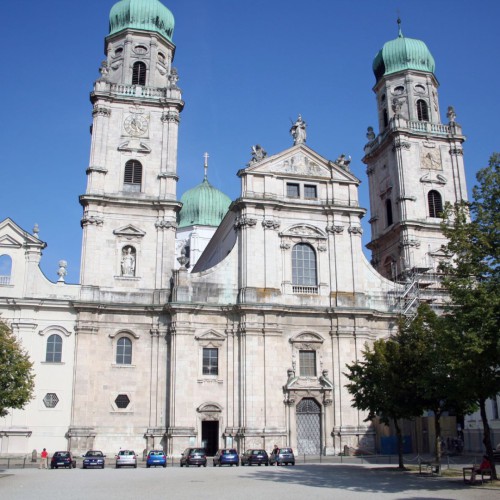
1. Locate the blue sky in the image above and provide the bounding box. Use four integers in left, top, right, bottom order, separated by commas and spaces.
1, 0, 498, 283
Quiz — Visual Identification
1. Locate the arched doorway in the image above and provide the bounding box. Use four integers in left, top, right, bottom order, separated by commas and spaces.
296, 398, 321, 455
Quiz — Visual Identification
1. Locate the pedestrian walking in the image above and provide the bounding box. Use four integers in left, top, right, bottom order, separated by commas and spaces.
39, 448, 48, 469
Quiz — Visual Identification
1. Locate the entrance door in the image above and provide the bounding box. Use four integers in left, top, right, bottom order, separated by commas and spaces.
296, 398, 321, 455
201, 421, 219, 456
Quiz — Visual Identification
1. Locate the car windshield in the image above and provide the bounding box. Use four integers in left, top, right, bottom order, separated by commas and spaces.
87, 451, 103, 456
149, 451, 164, 456
280, 448, 293, 453
222, 449, 237, 454
191, 448, 205, 454
119, 451, 134, 455
252, 450, 265, 455
56, 452, 70, 457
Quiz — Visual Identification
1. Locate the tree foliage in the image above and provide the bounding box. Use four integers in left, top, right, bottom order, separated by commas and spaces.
439, 153, 500, 477
0, 320, 35, 417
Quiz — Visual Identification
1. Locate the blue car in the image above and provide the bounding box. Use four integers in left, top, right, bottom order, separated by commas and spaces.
82, 450, 105, 469
213, 449, 239, 467
146, 450, 167, 468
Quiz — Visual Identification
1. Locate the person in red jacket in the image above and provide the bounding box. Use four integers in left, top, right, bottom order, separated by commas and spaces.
470, 456, 491, 482
39, 448, 48, 469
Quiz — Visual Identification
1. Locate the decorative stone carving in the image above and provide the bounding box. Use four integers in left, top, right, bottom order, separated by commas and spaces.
98, 60, 109, 80
57, 260, 67, 283
81, 215, 104, 227
280, 243, 291, 250
161, 110, 180, 123
234, 216, 257, 229
290, 114, 306, 145
262, 219, 280, 230
155, 220, 177, 230
421, 151, 441, 170
400, 238, 420, 248
366, 166, 375, 176
92, 105, 111, 117
391, 98, 403, 115
396, 195, 417, 202
449, 147, 463, 156
326, 225, 344, 234
168, 67, 179, 88
392, 138, 411, 151
285, 225, 325, 238
319, 370, 334, 389
317, 245, 327, 252
86, 165, 108, 174
249, 144, 267, 164
348, 226, 363, 235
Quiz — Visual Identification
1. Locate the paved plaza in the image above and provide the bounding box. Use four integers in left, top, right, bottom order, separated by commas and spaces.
1, 463, 498, 500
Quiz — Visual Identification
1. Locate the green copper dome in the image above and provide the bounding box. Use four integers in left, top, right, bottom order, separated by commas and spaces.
109, 0, 175, 42
178, 178, 231, 228
373, 25, 435, 83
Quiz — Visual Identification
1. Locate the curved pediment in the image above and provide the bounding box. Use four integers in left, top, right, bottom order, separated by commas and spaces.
280, 224, 327, 240
38, 325, 72, 337
197, 402, 222, 413
290, 331, 325, 344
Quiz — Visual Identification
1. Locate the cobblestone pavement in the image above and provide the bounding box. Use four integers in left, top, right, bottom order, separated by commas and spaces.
0, 463, 498, 500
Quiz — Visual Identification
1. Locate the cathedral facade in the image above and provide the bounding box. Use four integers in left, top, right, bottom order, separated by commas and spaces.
0, 1, 475, 457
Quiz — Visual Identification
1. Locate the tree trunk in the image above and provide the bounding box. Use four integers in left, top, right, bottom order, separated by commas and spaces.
479, 397, 497, 480
434, 408, 442, 464
393, 418, 405, 469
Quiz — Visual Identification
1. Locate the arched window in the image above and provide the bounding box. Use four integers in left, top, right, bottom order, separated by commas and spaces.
46, 334, 62, 363
124, 160, 142, 192
385, 199, 393, 226
0, 254, 12, 285
116, 337, 132, 365
417, 100, 429, 121
428, 190, 443, 218
132, 61, 146, 85
292, 243, 317, 291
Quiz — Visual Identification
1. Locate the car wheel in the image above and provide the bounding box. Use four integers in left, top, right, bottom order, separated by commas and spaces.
236, 463, 239, 467
265, 462, 269, 466
163, 464, 167, 468
258, 463, 261, 466
102, 464, 105, 469
82, 465, 86, 469
134, 464, 137, 468
116, 465, 119, 469
204, 463, 207, 467
147, 464, 150, 468
180, 463, 183, 467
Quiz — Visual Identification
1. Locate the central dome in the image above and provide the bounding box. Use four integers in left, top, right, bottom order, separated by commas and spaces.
373, 26, 435, 83
178, 178, 231, 228
109, 0, 175, 42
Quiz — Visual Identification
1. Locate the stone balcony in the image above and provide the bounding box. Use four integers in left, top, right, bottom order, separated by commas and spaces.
92, 80, 182, 102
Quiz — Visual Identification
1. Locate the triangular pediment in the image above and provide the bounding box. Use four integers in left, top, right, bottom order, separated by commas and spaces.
113, 225, 146, 238
195, 329, 226, 342
0, 218, 46, 248
241, 144, 359, 183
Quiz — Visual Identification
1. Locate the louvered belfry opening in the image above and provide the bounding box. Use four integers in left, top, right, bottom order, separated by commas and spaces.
428, 190, 443, 218
124, 160, 143, 192
132, 61, 146, 85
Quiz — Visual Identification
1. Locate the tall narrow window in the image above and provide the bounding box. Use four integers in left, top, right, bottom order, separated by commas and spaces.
299, 350, 316, 377
132, 61, 146, 85
46, 334, 62, 362
203, 347, 218, 375
116, 337, 132, 365
417, 100, 429, 121
0, 254, 12, 285
385, 199, 393, 226
428, 190, 443, 218
383, 109, 388, 128
287, 183, 300, 198
292, 243, 317, 290
124, 160, 142, 192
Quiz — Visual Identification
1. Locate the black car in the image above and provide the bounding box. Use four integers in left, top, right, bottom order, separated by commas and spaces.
51, 451, 76, 469
241, 449, 269, 466
82, 450, 106, 469
180, 447, 207, 467
269, 447, 295, 466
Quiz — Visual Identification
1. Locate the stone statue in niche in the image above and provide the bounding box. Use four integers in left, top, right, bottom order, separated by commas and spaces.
121, 246, 136, 277
290, 114, 307, 145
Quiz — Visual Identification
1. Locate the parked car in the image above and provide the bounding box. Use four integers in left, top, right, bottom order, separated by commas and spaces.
82, 450, 106, 469
240, 449, 269, 466
146, 450, 167, 468
493, 445, 500, 463
50, 451, 76, 469
213, 449, 239, 467
115, 450, 137, 468
180, 448, 207, 467
269, 447, 295, 466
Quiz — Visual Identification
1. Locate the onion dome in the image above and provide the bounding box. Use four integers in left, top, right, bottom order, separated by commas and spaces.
109, 0, 175, 42
373, 20, 435, 83
178, 159, 231, 228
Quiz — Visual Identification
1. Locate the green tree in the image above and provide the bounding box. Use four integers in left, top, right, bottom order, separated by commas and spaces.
439, 153, 500, 478
345, 336, 421, 469
0, 320, 35, 417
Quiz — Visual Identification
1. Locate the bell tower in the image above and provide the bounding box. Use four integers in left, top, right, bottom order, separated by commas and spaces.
363, 20, 467, 279
79, 0, 183, 290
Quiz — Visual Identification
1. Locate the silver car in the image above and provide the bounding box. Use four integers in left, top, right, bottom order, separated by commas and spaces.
115, 450, 137, 468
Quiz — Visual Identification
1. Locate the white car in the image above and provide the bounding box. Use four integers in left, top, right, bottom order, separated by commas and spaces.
115, 450, 137, 468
